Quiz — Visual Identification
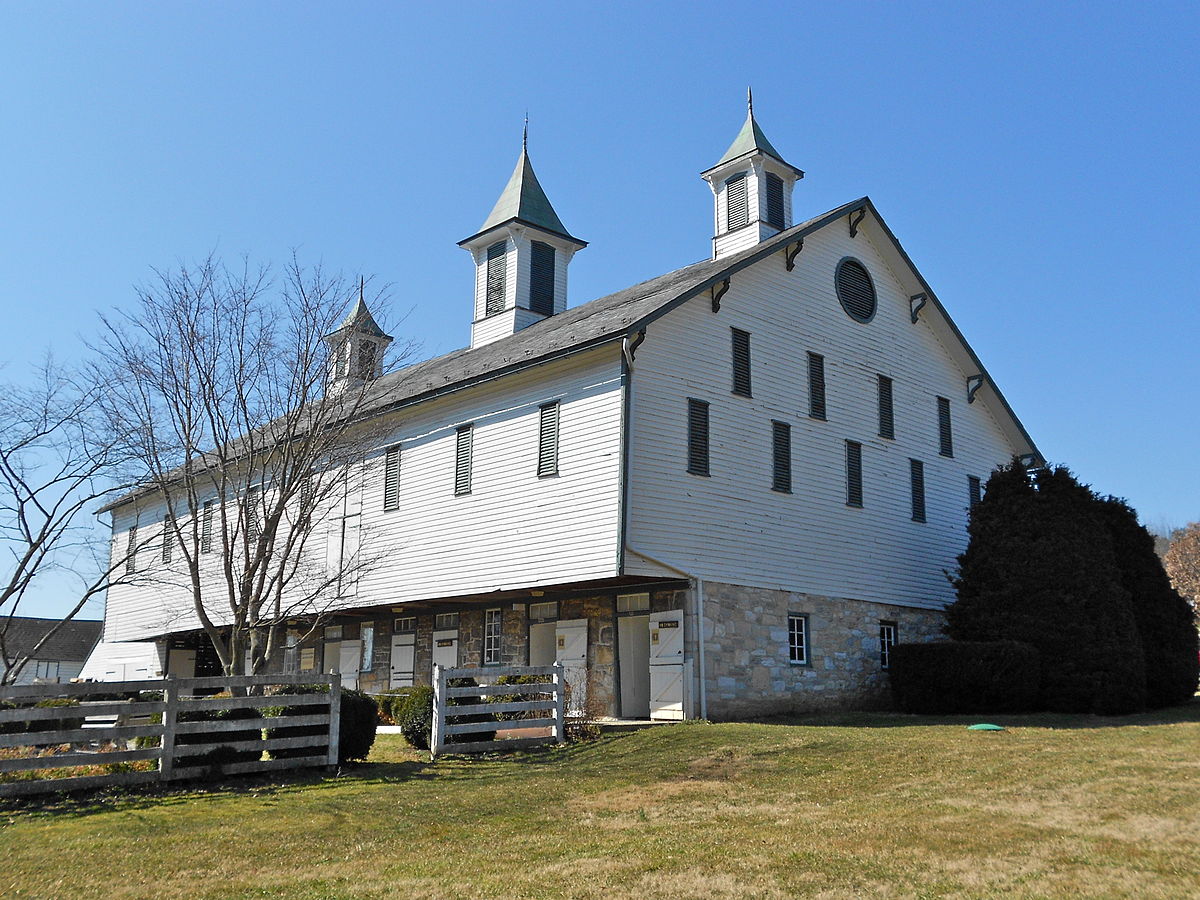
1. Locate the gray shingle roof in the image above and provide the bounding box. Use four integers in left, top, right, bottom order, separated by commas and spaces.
3, 617, 102, 662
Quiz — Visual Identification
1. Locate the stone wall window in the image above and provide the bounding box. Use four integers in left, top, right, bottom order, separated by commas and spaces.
360, 622, 375, 672
787, 613, 809, 665
483, 608, 502, 664
879, 621, 897, 670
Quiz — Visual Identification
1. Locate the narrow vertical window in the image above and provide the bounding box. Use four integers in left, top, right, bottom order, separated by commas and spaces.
485, 241, 507, 315
968, 475, 982, 510
686, 398, 710, 476
771, 420, 792, 493
161, 514, 172, 564
454, 425, 473, 496
126, 523, 138, 575
808, 352, 826, 420
725, 173, 748, 229
845, 440, 863, 507
284, 630, 300, 674
937, 396, 954, 457
360, 622, 375, 672
765, 172, 784, 229
731, 328, 752, 397
529, 241, 556, 316
383, 444, 402, 510
879, 622, 897, 670
201, 500, 214, 553
484, 608, 502, 664
910, 459, 926, 523
537, 402, 560, 477
788, 613, 809, 665
245, 485, 260, 542
877, 375, 894, 439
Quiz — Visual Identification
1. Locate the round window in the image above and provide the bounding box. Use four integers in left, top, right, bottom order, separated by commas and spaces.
835, 258, 877, 323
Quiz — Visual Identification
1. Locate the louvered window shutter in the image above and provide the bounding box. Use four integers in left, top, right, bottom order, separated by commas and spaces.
731, 328, 752, 397
161, 514, 172, 564
937, 397, 954, 457
836, 259, 877, 322
968, 475, 982, 510
383, 445, 402, 510
771, 420, 792, 493
846, 441, 863, 507
765, 173, 784, 229
126, 523, 137, 575
538, 402, 560, 477
878, 375, 894, 439
246, 485, 260, 541
726, 174, 748, 230
201, 500, 214, 553
808, 352, 826, 420
910, 459, 926, 522
529, 242, 556, 316
686, 398, 710, 476
485, 241, 507, 315
454, 425, 473, 495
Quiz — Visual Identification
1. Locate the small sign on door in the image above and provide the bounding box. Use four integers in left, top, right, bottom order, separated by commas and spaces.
557, 636, 565, 649
436, 639, 454, 648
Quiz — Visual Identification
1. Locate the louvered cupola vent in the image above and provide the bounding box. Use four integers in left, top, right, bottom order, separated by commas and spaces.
836, 258, 877, 323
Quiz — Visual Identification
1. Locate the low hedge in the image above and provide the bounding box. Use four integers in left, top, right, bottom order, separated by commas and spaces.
391, 679, 501, 750
889, 640, 1041, 714
174, 692, 262, 769
264, 684, 378, 764
0, 698, 85, 735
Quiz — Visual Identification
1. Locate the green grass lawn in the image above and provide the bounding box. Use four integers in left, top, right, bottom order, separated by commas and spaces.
2, 702, 1199, 899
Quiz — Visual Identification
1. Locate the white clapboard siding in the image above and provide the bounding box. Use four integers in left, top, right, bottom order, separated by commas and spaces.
625, 218, 1020, 610
104, 345, 625, 641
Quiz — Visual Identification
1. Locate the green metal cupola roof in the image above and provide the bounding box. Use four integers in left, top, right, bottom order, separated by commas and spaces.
459, 128, 586, 248
704, 89, 804, 178
325, 283, 390, 341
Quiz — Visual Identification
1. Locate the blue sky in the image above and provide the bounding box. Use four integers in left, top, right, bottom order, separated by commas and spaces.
2, 2, 1198, 616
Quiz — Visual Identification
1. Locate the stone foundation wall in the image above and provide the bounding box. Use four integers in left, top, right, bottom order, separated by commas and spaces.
701, 581, 946, 720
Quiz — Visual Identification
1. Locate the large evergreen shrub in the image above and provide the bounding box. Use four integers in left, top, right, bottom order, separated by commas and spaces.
889, 641, 1040, 714
1094, 497, 1200, 706
948, 463, 1146, 714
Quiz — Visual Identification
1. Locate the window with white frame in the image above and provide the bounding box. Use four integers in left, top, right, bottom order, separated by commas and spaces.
394, 616, 416, 632
284, 630, 300, 674
434, 612, 459, 630
788, 613, 809, 665
528, 601, 558, 621
33, 660, 60, 680
616, 592, 650, 613
879, 622, 897, 670
324, 625, 343, 640
484, 609, 502, 664
360, 622, 375, 671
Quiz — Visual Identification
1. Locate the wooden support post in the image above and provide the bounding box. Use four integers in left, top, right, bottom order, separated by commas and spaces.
326, 672, 342, 769
159, 675, 178, 781
553, 663, 566, 745
431, 664, 445, 758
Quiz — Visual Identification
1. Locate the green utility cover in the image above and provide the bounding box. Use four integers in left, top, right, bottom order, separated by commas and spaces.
967, 723, 1006, 731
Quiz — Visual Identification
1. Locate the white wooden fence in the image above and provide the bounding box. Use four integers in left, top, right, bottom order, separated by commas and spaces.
0, 673, 341, 799
431, 664, 565, 757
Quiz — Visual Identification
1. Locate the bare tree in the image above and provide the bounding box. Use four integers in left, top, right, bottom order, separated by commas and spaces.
0, 361, 140, 684
92, 255, 411, 678
1164, 522, 1200, 620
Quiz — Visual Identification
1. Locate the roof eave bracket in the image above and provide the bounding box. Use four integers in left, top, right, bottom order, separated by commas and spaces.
967, 374, 985, 404
848, 207, 867, 238
784, 239, 804, 271
909, 293, 928, 323
710, 278, 730, 313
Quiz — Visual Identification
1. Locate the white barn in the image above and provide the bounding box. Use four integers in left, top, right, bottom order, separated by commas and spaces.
99, 101, 1041, 719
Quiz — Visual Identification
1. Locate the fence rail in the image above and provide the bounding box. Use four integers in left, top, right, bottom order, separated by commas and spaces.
0, 673, 341, 799
431, 664, 565, 757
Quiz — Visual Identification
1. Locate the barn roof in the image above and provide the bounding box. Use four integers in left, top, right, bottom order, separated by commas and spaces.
3, 617, 102, 662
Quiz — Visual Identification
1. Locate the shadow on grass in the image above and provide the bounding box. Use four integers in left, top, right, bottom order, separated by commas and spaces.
750, 696, 1200, 730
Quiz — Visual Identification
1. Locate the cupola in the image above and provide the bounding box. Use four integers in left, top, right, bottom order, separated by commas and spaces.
458, 126, 587, 349
701, 90, 804, 259
322, 284, 392, 393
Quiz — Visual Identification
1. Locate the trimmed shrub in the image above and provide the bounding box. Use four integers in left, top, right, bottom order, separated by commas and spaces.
264, 684, 378, 764
889, 641, 1041, 714
374, 689, 412, 726
394, 685, 433, 750
488, 673, 552, 721
0, 698, 84, 735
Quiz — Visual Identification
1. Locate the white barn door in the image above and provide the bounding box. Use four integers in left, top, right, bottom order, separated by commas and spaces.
555, 619, 588, 715
649, 610, 685, 720
390, 633, 416, 688
432, 629, 458, 678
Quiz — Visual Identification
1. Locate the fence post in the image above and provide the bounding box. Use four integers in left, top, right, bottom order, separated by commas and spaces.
159, 675, 178, 781
326, 672, 342, 769
553, 663, 566, 744
431, 664, 445, 758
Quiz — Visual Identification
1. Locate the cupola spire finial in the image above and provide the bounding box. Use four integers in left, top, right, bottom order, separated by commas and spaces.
523, 111, 528, 152
747, 85, 753, 116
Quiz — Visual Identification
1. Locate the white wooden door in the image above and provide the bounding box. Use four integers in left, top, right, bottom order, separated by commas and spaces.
166, 648, 196, 678
555, 619, 588, 715
390, 633, 415, 688
618, 615, 650, 718
338, 640, 361, 690
529, 622, 556, 667
649, 610, 685, 720
432, 629, 458, 676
